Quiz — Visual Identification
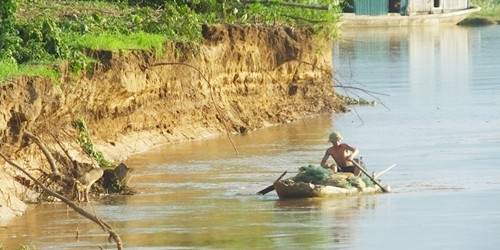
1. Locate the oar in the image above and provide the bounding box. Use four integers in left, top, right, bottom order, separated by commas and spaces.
257, 171, 287, 195
374, 164, 397, 179
352, 161, 390, 193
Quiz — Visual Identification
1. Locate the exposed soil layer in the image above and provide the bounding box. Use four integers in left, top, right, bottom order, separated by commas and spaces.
0, 24, 345, 222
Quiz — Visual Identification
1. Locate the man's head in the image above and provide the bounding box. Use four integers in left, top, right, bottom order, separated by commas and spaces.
328, 131, 343, 142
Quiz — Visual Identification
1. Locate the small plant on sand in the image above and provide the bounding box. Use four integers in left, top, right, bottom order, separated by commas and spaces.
72, 118, 115, 169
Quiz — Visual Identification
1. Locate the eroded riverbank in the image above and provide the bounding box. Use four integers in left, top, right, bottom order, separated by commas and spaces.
3, 24, 500, 250
0, 24, 343, 223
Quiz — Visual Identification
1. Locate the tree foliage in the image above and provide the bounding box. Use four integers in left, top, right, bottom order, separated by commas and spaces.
0, 0, 342, 79
0, 0, 19, 62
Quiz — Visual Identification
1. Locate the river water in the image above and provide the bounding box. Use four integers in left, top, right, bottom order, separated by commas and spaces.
2, 25, 500, 249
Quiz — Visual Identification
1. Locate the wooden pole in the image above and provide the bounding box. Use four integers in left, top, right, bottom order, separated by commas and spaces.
352, 160, 389, 193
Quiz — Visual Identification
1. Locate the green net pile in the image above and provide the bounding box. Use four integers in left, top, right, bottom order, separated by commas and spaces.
293, 165, 333, 184
292, 165, 375, 190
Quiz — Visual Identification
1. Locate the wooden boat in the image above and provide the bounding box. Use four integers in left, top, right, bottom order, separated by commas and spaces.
273, 172, 384, 199
340, 6, 480, 27
258, 164, 394, 199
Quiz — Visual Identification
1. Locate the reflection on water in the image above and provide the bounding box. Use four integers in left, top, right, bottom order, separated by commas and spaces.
3, 25, 500, 249
336, 25, 473, 97
412, 27, 470, 97
271, 197, 377, 249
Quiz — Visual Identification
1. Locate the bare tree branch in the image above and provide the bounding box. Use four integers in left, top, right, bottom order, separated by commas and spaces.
0, 151, 123, 250
24, 131, 61, 176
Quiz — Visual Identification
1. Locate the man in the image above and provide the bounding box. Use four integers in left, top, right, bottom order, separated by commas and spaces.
320, 131, 360, 176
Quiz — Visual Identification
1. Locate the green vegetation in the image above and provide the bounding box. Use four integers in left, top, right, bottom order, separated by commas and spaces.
73, 118, 136, 194
467, 0, 500, 23
15, 241, 36, 250
292, 165, 374, 189
0, 60, 60, 83
334, 92, 378, 105
0, 0, 342, 83
68, 32, 166, 52
0, 241, 36, 250
72, 118, 115, 169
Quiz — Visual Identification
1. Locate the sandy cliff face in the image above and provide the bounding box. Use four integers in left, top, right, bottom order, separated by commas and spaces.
0, 24, 344, 221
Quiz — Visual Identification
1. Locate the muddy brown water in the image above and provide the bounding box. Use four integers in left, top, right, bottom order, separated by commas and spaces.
2, 25, 500, 249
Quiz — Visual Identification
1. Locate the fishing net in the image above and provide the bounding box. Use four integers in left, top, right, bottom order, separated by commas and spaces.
360, 176, 375, 188
292, 164, 375, 190
293, 165, 333, 184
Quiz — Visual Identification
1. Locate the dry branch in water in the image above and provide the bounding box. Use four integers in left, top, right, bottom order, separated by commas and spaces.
0, 151, 123, 250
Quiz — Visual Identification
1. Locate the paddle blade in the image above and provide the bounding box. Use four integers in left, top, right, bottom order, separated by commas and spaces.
256, 171, 287, 195
257, 185, 275, 195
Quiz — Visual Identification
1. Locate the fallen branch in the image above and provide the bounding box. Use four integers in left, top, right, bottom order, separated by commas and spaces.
24, 131, 61, 176
282, 14, 329, 23
0, 151, 123, 249
293, 58, 390, 110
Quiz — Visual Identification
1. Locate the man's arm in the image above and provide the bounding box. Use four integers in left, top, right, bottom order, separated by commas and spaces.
345, 144, 359, 161
320, 150, 331, 168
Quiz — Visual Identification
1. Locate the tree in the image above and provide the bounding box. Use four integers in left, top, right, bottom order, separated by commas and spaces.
0, 0, 19, 61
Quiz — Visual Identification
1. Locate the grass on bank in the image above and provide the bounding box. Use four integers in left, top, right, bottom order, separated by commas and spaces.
0, 60, 59, 83
67, 32, 166, 53
0, 32, 166, 83
2, 0, 498, 84
468, 0, 500, 22
1, 0, 341, 84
